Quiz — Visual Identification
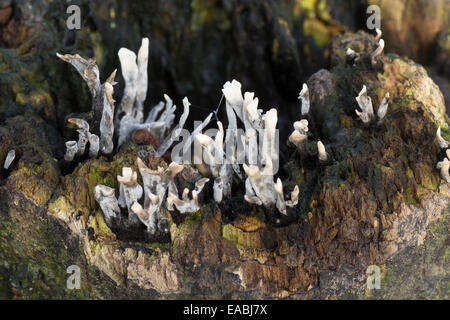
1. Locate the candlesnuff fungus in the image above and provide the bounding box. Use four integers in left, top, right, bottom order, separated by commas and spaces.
377, 92, 390, 122
134, 158, 188, 233
59, 38, 197, 162
195, 126, 232, 203
298, 83, 310, 116
355, 85, 375, 124
317, 140, 329, 162
64, 141, 78, 162
375, 28, 382, 41
94, 156, 210, 234
131, 195, 161, 234
118, 94, 176, 147
166, 177, 210, 213
371, 38, 385, 66
67, 118, 100, 159
436, 127, 449, 149
117, 167, 143, 225
117, 38, 149, 123
289, 86, 331, 165
346, 48, 360, 65
346, 48, 357, 60
288, 119, 309, 154
116, 38, 192, 152
136, 158, 184, 208
274, 178, 299, 215
243, 156, 299, 215
100, 82, 116, 154
56, 53, 117, 154
88, 134, 100, 158
436, 157, 450, 183
94, 185, 121, 225
355, 86, 389, 124
215, 79, 299, 214
3, 149, 15, 170
68, 118, 89, 155
157, 97, 191, 157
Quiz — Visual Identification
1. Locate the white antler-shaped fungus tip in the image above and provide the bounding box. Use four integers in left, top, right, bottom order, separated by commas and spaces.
244, 165, 260, 178
222, 79, 243, 106
118, 48, 138, 77
377, 92, 390, 121
436, 127, 449, 149
375, 28, 382, 41
3, 150, 15, 170
371, 38, 385, 66
355, 85, 375, 124
288, 185, 300, 206
182, 97, 191, 108
289, 130, 306, 143
293, 119, 309, 133
346, 48, 357, 57
299, 83, 310, 116
104, 82, 115, 104
317, 140, 328, 162
138, 38, 149, 61
168, 162, 184, 176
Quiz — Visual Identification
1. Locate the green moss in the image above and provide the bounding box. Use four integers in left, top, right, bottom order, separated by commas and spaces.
222, 224, 264, 249
188, 210, 202, 222
179, 217, 201, 233
366, 210, 450, 299
0, 191, 112, 299
406, 167, 414, 178
298, 0, 331, 20
304, 18, 331, 48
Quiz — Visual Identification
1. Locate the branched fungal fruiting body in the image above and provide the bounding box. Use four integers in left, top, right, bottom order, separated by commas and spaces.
115, 38, 191, 152
64, 141, 78, 162
216, 79, 299, 213
131, 194, 161, 234
216, 79, 299, 214
117, 38, 149, 123
195, 128, 232, 203
67, 118, 100, 159
355, 86, 389, 125
94, 185, 121, 225
136, 158, 183, 211
355, 85, 375, 124
100, 82, 116, 154
56, 53, 117, 155
117, 167, 143, 225
167, 177, 210, 213
371, 38, 385, 66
